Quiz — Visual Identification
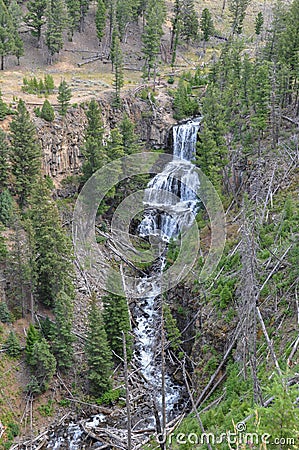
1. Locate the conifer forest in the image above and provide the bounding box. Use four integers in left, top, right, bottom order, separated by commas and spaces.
0, 0, 298, 449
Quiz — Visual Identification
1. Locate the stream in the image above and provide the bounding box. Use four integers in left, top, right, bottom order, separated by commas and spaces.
46, 117, 201, 449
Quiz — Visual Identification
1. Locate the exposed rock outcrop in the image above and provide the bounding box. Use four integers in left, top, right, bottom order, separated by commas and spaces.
35, 91, 176, 184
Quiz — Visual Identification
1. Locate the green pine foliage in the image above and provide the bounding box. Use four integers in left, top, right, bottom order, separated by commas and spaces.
0, 189, 13, 226
65, 0, 80, 39
0, 129, 9, 188
50, 291, 74, 371
180, 0, 199, 44
255, 11, 264, 36
141, 0, 166, 80
95, 0, 106, 44
0, 301, 11, 323
29, 182, 74, 308
81, 99, 106, 182
45, 0, 67, 63
9, 100, 42, 208
5, 330, 21, 357
24, 0, 47, 46
112, 35, 124, 106
173, 77, 199, 120
0, 0, 16, 70
200, 8, 214, 42
30, 338, 56, 392
119, 114, 141, 155
22, 75, 55, 95
57, 80, 72, 116
102, 293, 132, 361
40, 99, 55, 121
228, 0, 251, 35
25, 323, 40, 364
0, 90, 8, 120
163, 304, 182, 353
85, 292, 113, 396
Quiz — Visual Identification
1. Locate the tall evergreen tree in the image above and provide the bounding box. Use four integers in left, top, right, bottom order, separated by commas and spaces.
31, 338, 56, 391
170, 0, 181, 66
200, 8, 214, 43
45, 0, 66, 63
116, 0, 134, 41
95, 0, 106, 45
65, 0, 80, 39
0, 0, 16, 70
85, 292, 113, 396
112, 35, 124, 106
51, 290, 74, 371
57, 80, 72, 116
9, 100, 42, 208
0, 89, 8, 120
0, 129, 9, 191
228, 0, 251, 35
141, 0, 166, 80
119, 114, 140, 155
103, 292, 132, 361
24, 0, 47, 47
5, 331, 21, 357
255, 11, 264, 36
180, 0, 199, 45
81, 99, 106, 182
25, 323, 40, 365
29, 182, 74, 308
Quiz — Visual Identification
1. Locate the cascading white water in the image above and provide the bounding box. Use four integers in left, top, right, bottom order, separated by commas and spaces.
139, 117, 201, 241
44, 118, 201, 448
135, 117, 201, 422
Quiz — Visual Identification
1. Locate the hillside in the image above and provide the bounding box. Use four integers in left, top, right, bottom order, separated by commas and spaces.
0, 0, 299, 449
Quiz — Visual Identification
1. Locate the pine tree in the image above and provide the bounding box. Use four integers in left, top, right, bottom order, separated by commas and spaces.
103, 293, 132, 361
0, 129, 9, 190
85, 292, 113, 396
119, 114, 140, 155
24, 0, 47, 47
200, 8, 214, 43
5, 331, 21, 357
180, 0, 198, 45
51, 291, 74, 371
0, 89, 8, 120
141, 0, 166, 80
0, 0, 16, 70
31, 338, 56, 391
45, 0, 66, 63
116, 0, 134, 41
57, 80, 72, 116
0, 189, 13, 226
13, 34, 24, 65
112, 35, 124, 106
65, 0, 80, 39
81, 99, 106, 182
107, 128, 125, 160
170, 0, 181, 66
228, 0, 251, 35
79, 0, 90, 32
40, 99, 55, 122
255, 11, 263, 36
25, 323, 40, 365
29, 182, 74, 308
9, 100, 42, 208
95, 0, 106, 45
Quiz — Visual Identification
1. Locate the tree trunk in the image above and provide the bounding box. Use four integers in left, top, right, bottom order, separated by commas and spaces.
1, 56, 4, 71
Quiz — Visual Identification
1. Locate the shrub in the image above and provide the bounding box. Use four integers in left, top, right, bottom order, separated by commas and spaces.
40, 99, 55, 122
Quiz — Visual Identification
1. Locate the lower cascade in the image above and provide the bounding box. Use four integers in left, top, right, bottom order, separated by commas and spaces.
47, 117, 201, 449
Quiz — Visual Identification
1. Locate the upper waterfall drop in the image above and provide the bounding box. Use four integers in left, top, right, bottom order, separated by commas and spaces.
138, 117, 201, 241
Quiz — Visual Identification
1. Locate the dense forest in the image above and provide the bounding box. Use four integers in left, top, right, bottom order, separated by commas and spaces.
0, 0, 298, 449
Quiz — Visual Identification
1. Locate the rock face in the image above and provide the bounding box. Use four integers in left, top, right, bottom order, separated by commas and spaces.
35, 91, 176, 183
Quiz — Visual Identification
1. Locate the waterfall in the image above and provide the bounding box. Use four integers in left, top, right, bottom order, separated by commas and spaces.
135, 117, 201, 422
45, 117, 201, 448
139, 117, 201, 241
